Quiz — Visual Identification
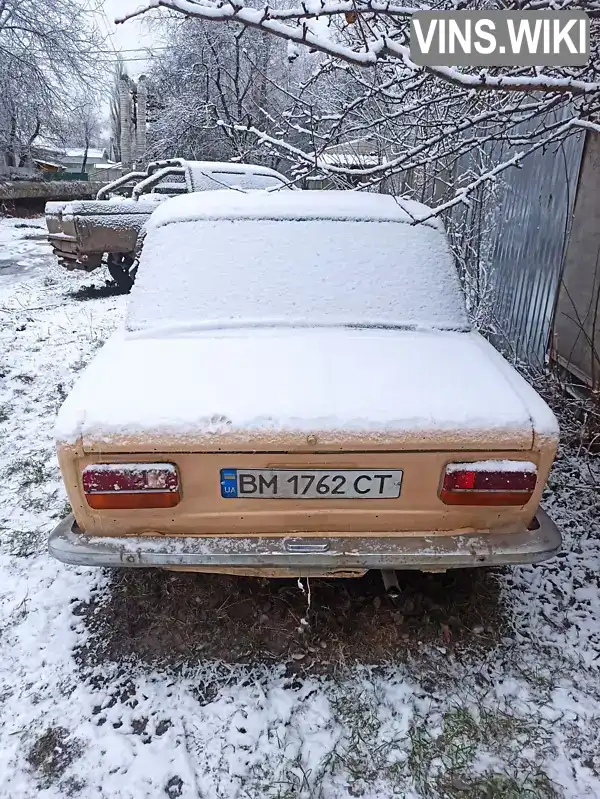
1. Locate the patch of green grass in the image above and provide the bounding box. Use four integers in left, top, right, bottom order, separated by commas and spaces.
5, 455, 52, 489
1, 586, 30, 626
459, 772, 560, 798
27, 494, 56, 513
55, 382, 68, 402
70, 356, 90, 373
407, 705, 559, 799
69, 340, 105, 373
222, 688, 561, 799
52, 499, 72, 520
26, 727, 82, 789
325, 689, 408, 786
1, 527, 43, 557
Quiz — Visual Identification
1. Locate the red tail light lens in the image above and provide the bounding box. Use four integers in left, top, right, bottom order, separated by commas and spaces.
82, 463, 181, 509
440, 461, 537, 506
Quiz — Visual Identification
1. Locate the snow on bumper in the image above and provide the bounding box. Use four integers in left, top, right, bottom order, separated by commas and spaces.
48, 511, 561, 573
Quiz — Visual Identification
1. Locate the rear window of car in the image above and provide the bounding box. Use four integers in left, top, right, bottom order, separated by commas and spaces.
191, 172, 287, 191
126, 219, 469, 333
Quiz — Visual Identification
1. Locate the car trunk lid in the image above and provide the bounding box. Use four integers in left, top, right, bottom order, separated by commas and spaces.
57, 328, 536, 455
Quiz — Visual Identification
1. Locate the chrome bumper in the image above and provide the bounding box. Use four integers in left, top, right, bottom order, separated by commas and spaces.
48, 511, 561, 573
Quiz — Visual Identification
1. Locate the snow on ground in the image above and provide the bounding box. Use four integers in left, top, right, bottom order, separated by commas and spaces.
0, 216, 600, 798
0, 217, 50, 287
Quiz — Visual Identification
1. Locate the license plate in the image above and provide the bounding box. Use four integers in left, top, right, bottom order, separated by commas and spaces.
220, 469, 403, 499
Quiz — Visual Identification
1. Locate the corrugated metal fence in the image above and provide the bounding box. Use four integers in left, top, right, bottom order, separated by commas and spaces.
399, 113, 585, 370
460, 130, 584, 368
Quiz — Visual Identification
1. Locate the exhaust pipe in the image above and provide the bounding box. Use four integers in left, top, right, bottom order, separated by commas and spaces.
380, 569, 401, 599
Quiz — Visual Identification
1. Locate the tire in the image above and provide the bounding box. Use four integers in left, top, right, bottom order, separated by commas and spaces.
107, 252, 136, 292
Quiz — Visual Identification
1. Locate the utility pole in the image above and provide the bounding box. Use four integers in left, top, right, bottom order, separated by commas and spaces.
119, 74, 133, 171
135, 76, 147, 164
119, 74, 148, 171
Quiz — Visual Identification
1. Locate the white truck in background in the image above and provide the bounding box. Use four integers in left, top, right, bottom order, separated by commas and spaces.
45, 159, 291, 291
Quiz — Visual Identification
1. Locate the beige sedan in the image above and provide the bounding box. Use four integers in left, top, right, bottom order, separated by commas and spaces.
50, 190, 561, 578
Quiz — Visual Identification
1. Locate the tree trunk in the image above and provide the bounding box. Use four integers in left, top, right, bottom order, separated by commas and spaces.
81, 140, 89, 175
6, 114, 18, 168
19, 118, 41, 167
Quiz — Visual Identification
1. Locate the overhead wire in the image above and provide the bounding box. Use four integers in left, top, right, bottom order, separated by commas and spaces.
96, 6, 162, 68
98, 5, 122, 60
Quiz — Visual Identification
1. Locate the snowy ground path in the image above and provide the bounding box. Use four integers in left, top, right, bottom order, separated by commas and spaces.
0, 216, 599, 798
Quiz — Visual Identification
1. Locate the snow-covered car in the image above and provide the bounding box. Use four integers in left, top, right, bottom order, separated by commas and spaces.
45, 159, 291, 290
49, 190, 561, 578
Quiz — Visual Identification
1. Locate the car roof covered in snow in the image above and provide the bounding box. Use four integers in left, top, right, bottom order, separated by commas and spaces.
146, 189, 442, 230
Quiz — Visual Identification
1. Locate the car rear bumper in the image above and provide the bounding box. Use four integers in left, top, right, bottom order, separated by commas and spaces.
48, 511, 561, 574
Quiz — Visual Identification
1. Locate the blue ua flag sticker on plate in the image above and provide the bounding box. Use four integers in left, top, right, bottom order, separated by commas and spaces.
220, 469, 238, 498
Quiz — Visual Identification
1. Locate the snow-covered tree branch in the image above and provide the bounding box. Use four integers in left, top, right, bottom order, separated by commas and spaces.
119, 0, 600, 94
145, 18, 305, 165
128, 0, 599, 228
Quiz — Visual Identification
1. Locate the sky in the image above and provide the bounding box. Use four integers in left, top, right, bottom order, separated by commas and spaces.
100, 0, 161, 77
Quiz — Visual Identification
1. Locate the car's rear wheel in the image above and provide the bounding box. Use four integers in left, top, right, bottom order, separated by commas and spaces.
107, 252, 136, 292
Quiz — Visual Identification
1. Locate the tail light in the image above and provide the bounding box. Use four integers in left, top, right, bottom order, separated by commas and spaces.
440, 461, 537, 506
82, 463, 181, 509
